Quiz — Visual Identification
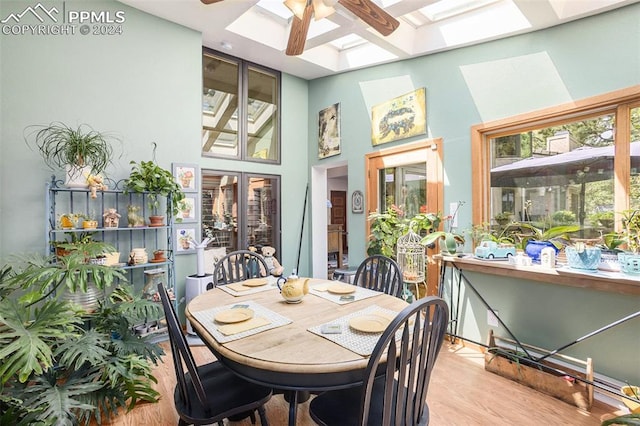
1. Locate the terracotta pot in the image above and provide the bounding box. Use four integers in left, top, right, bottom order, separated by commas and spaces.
148, 215, 165, 227
82, 220, 98, 229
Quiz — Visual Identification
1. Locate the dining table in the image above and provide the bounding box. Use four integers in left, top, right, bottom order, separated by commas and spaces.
185, 277, 409, 426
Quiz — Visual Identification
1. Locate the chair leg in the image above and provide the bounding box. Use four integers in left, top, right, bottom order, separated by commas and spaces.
258, 406, 269, 426
178, 420, 188, 426
249, 411, 256, 424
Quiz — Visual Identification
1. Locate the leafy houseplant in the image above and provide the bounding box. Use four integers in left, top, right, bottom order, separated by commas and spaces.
25, 122, 120, 187
0, 248, 164, 425
367, 204, 441, 258
124, 160, 185, 225
494, 211, 512, 226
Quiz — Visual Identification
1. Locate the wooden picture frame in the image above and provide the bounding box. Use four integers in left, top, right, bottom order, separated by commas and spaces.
371, 88, 427, 146
318, 103, 341, 159
172, 163, 199, 193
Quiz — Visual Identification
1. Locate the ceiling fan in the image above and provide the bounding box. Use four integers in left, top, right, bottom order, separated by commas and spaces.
200, 0, 399, 56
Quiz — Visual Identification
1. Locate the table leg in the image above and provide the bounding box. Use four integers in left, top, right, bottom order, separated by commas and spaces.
286, 390, 298, 426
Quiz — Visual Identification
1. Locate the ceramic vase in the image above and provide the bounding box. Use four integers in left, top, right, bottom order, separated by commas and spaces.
525, 240, 558, 262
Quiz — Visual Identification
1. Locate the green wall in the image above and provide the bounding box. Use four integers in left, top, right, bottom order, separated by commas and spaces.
0, 1, 310, 306
306, 4, 640, 384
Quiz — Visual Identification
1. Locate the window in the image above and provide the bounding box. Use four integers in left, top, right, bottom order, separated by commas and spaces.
201, 170, 280, 255
472, 85, 640, 234
202, 49, 280, 163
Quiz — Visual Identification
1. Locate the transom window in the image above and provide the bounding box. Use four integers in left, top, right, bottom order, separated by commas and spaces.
202, 49, 280, 163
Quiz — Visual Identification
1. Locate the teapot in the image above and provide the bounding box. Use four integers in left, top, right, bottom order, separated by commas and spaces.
277, 271, 309, 304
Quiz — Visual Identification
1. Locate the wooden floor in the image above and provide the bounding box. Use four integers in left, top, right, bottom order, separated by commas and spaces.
100, 340, 625, 426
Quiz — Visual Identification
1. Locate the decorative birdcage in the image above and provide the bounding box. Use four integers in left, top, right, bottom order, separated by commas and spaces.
396, 229, 425, 284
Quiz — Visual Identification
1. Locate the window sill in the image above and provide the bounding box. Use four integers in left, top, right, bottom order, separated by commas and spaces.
437, 254, 640, 296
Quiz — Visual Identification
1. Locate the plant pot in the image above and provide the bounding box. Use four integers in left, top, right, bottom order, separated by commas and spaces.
621, 385, 640, 414
148, 215, 165, 227
82, 220, 98, 229
59, 214, 77, 229
598, 249, 621, 272
65, 164, 91, 188
525, 240, 558, 262
58, 281, 105, 313
565, 246, 601, 270
618, 252, 640, 275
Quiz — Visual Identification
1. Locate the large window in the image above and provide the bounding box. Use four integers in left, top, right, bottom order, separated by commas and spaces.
201, 171, 280, 255
472, 86, 640, 234
202, 49, 280, 163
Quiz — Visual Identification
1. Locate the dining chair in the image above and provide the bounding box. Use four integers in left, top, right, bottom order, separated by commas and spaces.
353, 254, 403, 298
212, 249, 270, 286
157, 283, 272, 426
309, 296, 449, 426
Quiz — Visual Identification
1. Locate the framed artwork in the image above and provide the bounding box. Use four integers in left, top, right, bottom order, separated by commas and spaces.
371, 88, 427, 146
172, 163, 199, 193
318, 103, 341, 159
175, 224, 199, 254
352, 190, 364, 214
177, 194, 199, 223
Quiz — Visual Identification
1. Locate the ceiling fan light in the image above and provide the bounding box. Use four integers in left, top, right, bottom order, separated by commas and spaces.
312, 0, 335, 20
284, 0, 307, 19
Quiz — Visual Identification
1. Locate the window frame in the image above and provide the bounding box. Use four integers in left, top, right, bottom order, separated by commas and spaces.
202, 48, 281, 164
201, 169, 281, 256
471, 85, 640, 230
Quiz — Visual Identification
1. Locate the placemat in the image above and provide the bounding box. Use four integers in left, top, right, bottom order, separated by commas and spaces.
218, 278, 279, 297
191, 300, 292, 343
309, 281, 382, 304
308, 305, 399, 356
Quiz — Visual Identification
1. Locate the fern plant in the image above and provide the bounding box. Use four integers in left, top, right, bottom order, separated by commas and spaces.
0, 250, 164, 425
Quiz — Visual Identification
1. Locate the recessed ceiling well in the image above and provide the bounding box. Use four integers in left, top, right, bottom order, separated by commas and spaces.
118, 0, 639, 80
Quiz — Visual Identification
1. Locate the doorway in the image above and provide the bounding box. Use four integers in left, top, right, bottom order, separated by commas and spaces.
365, 139, 444, 296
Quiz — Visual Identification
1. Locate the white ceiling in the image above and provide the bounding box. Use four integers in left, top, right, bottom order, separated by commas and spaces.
118, 0, 638, 80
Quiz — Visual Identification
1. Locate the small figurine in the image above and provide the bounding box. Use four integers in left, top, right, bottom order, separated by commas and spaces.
127, 252, 136, 266
86, 174, 107, 199
103, 208, 121, 228
127, 205, 145, 227
261, 246, 284, 276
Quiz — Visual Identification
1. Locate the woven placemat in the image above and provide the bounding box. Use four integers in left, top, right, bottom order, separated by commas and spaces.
191, 300, 292, 343
309, 282, 383, 305
308, 305, 399, 356
218, 279, 278, 297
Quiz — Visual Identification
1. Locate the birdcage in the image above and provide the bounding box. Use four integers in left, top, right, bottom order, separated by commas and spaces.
396, 229, 425, 284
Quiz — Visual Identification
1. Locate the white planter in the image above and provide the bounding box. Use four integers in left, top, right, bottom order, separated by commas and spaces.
65, 164, 90, 188
598, 250, 621, 272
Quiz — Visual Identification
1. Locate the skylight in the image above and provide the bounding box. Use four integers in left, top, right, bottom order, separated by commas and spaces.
419, 0, 500, 22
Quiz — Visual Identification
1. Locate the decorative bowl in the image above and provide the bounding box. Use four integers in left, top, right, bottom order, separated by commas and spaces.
565, 247, 601, 270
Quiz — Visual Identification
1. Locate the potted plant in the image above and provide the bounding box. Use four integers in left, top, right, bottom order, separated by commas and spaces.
0, 259, 164, 425
597, 230, 624, 271
124, 160, 185, 226
494, 211, 512, 227
25, 122, 120, 188
565, 240, 601, 271
618, 209, 640, 275
503, 221, 580, 262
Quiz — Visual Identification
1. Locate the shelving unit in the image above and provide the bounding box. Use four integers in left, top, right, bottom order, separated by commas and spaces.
45, 176, 176, 342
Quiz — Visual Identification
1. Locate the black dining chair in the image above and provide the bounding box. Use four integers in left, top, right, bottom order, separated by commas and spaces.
212, 249, 270, 286
353, 254, 403, 298
157, 283, 272, 426
309, 296, 449, 426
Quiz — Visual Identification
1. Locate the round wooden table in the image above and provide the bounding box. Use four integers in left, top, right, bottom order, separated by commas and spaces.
185, 278, 409, 425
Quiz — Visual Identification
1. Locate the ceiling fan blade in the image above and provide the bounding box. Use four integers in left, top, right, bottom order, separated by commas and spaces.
338, 0, 399, 36
201, 0, 223, 4
286, 3, 313, 56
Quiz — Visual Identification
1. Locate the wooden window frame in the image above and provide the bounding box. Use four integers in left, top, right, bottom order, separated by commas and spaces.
471, 85, 640, 228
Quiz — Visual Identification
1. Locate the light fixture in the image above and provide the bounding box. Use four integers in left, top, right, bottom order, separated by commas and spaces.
284, 0, 307, 19
284, 0, 336, 21
312, 0, 335, 20
220, 41, 233, 50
